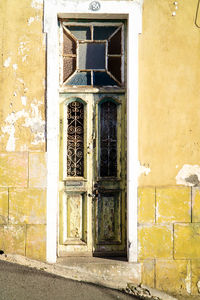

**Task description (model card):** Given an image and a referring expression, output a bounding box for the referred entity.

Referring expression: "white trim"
[44,0,143,263]
[127,8,142,262]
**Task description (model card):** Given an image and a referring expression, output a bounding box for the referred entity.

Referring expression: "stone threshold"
[56,256,141,289]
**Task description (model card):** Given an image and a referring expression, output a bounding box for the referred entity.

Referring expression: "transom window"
[61,21,124,87]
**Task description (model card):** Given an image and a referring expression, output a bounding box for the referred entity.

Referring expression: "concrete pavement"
[0,260,139,300]
[0,254,177,300]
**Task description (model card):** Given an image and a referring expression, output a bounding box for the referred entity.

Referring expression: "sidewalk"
[0,254,178,300]
[0,260,139,300]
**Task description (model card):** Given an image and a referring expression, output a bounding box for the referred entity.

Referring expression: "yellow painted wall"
[0,0,46,261]
[138,1,200,296]
[139,0,200,186]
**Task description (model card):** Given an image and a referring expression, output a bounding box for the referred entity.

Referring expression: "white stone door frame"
[44,0,143,263]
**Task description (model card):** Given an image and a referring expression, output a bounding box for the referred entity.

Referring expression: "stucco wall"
[0,0,46,261]
[138,0,200,296]
[139,0,200,186]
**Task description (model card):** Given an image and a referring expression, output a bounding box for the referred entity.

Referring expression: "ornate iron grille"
[100,101,117,177]
[67,101,84,176]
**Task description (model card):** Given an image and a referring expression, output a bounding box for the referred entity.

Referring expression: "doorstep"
[56,256,141,289]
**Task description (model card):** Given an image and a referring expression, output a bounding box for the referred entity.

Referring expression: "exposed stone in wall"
[138,186,200,296]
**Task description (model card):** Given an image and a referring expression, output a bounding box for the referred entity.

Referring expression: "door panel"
[96,191,121,244]
[93,94,126,256]
[59,94,93,256]
[60,192,87,245]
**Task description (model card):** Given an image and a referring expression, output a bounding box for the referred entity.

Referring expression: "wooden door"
[93,94,126,256]
[59,94,94,256]
[58,20,126,257]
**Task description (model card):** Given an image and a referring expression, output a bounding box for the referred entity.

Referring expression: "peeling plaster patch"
[27,15,40,26]
[17,78,25,84]
[3,57,11,67]
[185,261,191,294]
[17,78,29,95]
[138,161,151,177]
[31,0,43,10]
[3,126,15,151]
[17,78,28,101]
[1,100,45,150]
[155,201,160,221]
[12,64,18,70]
[28,17,35,26]
[21,96,27,106]
[176,165,179,169]
[176,164,200,187]
[22,55,28,62]
[1,110,28,151]
[18,41,30,56]
[22,99,45,145]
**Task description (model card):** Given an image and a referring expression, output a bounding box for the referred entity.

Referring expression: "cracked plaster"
[1,100,45,151]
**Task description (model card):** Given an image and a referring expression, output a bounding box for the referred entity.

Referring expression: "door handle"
[88,188,99,199]
[88,193,95,198]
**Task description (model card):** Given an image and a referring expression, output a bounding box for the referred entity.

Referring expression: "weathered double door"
[59,93,126,256]
[58,21,126,257]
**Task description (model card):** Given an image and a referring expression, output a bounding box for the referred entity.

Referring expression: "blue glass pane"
[67,26,91,40]
[79,43,105,70]
[93,26,118,40]
[66,72,91,85]
[93,72,117,86]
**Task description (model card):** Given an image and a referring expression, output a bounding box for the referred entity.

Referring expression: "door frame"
[44,0,143,263]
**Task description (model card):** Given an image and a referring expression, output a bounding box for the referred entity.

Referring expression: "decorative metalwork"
[100,101,117,177]
[67,101,84,176]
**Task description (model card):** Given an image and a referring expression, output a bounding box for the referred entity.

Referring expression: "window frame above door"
[44,0,143,264]
[59,20,125,90]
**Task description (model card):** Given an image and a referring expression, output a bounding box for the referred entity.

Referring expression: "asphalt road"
[0,260,138,300]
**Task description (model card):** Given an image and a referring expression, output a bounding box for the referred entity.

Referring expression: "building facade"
[1,0,200,296]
